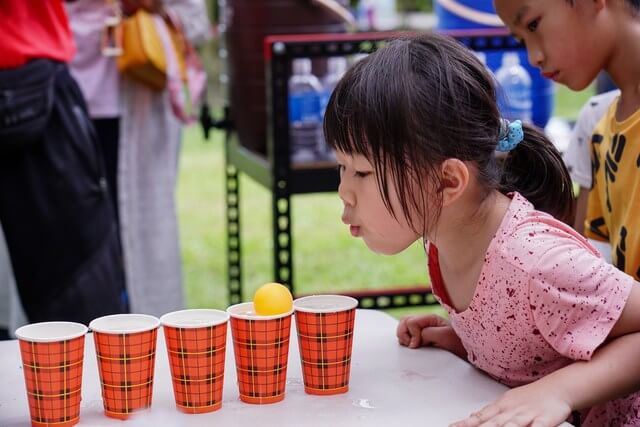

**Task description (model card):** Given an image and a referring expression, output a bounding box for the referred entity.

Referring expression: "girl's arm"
[451,284,640,427]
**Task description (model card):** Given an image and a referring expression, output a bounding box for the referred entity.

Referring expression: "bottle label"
[289,91,320,123]
[319,89,332,116]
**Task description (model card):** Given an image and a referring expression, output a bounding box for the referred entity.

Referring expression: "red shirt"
[0,0,76,69]
[427,243,454,308]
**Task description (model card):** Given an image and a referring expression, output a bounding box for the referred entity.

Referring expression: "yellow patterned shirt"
[585,99,640,280]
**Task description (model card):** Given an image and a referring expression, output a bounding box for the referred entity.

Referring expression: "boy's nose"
[526,43,544,68]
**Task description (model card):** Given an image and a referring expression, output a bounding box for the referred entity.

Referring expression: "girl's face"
[494,0,612,91]
[336,150,421,255]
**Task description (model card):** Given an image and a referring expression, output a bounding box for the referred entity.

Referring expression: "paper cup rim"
[89,313,160,334]
[160,309,230,328]
[293,295,359,313]
[226,302,293,320]
[15,321,88,343]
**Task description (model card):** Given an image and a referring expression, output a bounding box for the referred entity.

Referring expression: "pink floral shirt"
[428,192,640,426]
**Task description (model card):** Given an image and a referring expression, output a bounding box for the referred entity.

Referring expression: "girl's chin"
[364,240,410,256]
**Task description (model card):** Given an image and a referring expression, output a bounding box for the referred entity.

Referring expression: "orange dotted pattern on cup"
[19,336,85,427]
[163,323,227,413]
[230,315,292,404]
[93,329,158,419]
[295,309,356,395]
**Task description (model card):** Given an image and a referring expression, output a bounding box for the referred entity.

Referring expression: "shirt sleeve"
[565,102,596,189]
[529,238,634,361]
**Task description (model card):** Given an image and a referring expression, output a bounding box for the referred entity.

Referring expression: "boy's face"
[494,0,610,91]
[335,150,421,256]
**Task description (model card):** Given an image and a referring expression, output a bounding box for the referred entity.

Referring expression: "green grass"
[554,83,595,119]
[177,83,593,318]
[178,128,427,310]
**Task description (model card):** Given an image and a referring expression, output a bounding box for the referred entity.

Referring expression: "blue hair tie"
[496,119,524,152]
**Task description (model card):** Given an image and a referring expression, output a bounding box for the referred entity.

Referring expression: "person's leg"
[92,118,120,224]
[0,61,128,324]
[0,222,26,339]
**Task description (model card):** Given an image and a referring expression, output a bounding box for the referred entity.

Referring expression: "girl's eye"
[526,17,540,32]
[336,164,369,178]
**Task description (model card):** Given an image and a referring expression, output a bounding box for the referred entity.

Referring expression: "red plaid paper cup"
[89,314,160,420]
[160,309,229,414]
[15,322,88,427]
[293,295,358,395]
[227,302,293,404]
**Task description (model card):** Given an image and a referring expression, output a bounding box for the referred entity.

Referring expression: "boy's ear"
[439,159,469,207]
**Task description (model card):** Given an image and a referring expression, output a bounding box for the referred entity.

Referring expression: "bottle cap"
[327,57,348,75]
[293,58,312,75]
[502,52,520,67]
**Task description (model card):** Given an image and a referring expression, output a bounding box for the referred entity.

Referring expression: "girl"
[324,33,640,426]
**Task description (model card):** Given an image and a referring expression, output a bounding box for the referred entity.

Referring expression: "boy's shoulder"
[580,90,619,127]
[588,90,620,111]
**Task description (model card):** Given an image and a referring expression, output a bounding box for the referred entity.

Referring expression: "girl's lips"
[350,225,361,237]
[542,71,559,81]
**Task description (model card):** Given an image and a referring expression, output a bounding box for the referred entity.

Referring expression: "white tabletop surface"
[0,309,518,426]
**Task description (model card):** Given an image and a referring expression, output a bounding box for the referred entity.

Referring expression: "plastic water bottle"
[318,57,348,160]
[320,57,347,114]
[289,58,322,163]
[494,52,532,123]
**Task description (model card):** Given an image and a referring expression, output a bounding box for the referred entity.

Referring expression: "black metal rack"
[220,29,522,308]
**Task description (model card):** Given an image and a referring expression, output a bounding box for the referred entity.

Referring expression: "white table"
[1,309,518,426]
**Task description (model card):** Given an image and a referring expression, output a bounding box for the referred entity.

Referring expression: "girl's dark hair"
[324,32,575,232]
[626,0,640,11]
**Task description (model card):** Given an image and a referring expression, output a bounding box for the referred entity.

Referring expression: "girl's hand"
[397,314,452,348]
[450,380,573,427]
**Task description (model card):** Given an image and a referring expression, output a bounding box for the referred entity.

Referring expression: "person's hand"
[121,0,163,16]
[449,380,573,427]
[397,314,452,349]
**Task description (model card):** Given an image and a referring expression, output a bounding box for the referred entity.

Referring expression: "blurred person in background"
[65,0,210,317]
[0,227,26,339]
[0,0,128,325]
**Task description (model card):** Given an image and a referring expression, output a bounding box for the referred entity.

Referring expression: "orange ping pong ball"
[253,282,293,316]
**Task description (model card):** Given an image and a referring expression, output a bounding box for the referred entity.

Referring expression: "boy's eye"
[526,17,540,32]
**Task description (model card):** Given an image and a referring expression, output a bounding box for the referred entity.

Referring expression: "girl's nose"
[338,178,355,207]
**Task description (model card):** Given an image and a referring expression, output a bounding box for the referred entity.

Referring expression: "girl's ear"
[439,159,469,207]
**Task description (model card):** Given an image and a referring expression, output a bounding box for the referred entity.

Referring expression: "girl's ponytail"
[498,123,575,224]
